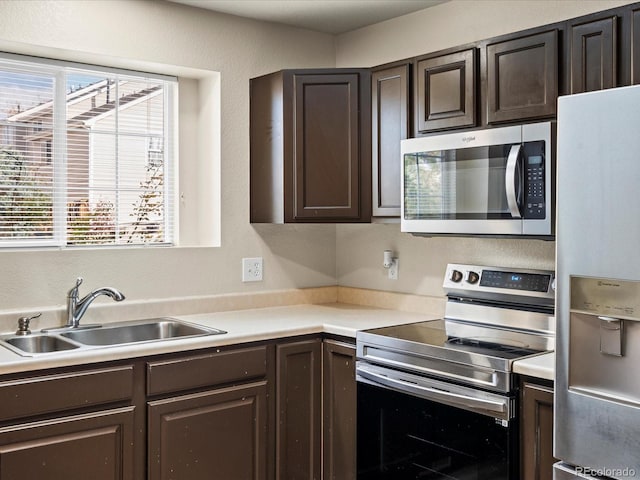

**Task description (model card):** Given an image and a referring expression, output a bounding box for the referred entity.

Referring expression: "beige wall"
[0,0,634,319]
[0,0,337,315]
[336,0,635,67]
[334,0,633,298]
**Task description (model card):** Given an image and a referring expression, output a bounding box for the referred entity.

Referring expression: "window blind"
[0,53,176,247]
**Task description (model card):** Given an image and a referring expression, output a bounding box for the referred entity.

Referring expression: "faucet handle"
[16,313,41,335]
[69,277,83,296]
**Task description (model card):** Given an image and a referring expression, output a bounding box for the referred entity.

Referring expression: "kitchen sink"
[60,318,226,346]
[0,318,226,356]
[2,334,80,355]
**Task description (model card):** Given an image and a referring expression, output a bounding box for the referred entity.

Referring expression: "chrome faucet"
[66,277,125,328]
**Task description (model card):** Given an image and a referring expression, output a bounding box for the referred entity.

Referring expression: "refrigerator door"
[556,85,640,479]
[553,462,603,479]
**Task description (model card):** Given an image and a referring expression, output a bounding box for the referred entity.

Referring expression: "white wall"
[334,0,633,298]
[0,0,337,314]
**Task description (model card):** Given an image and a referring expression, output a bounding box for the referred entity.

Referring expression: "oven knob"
[466,271,480,284]
[450,270,463,283]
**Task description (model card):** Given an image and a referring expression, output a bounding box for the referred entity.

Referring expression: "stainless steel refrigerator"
[555,85,640,479]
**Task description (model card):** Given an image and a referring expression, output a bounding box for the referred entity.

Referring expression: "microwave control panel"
[523,141,546,219]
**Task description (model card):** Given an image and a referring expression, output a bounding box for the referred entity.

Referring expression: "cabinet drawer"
[147,345,268,396]
[0,365,134,422]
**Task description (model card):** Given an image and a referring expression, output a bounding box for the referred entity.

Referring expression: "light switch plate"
[242,257,263,282]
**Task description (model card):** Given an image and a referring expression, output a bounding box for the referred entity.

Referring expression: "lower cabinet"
[0,407,135,480]
[0,363,139,480]
[148,381,268,480]
[276,338,323,480]
[146,345,271,480]
[520,379,557,480]
[0,336,358,480]
[322,340,357,480]
[275,337,356,480]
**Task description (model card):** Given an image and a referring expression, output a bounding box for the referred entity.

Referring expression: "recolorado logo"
[576,466,636,477]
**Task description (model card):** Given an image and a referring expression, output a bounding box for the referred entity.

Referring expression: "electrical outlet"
[242,257,263,282]
[388,258,399,280]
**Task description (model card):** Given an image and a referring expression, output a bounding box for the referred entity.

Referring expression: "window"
[0,53,176,247]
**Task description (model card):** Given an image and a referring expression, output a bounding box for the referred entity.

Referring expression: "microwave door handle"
[505,144,522,219]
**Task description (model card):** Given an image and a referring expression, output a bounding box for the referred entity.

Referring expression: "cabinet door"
[632,7,640,84]
[521,381,557,480]
[291,72,371,222]
[416,48,476,133]
[486,30,558,123]
[276,338,322,480]
[148,381,268,480]
[323,340,356,480]
[372,64,409,217]
[569,15,617,93]
[0,407,135,480]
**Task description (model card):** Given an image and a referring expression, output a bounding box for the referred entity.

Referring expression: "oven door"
[356,362,518,480]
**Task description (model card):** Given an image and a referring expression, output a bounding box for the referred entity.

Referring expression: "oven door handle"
[357,367,508,417]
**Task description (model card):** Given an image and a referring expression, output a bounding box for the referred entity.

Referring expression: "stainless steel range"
[356,263,555,480]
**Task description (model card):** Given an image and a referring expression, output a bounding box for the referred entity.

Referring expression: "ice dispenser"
[569,276,640,405]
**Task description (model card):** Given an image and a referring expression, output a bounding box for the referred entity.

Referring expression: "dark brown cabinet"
[322,340,356,480]
[275,336,356,480]
[632,6,640,84]
[0,345,272,480]
[0,364,138,480]
[371,63,409,217]
[415,48,477,133]
[148,382,268,480]
[275,338,322,480]
[521,380,557,480]
[146,345,270,480]
[486,30,559,124]
[250,69,371,223]
[568,15,617,93]
[0,407,135,480]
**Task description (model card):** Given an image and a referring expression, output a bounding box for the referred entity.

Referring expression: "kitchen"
[0,0,637,479]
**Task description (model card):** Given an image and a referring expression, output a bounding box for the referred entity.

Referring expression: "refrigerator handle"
[505,144,523,219]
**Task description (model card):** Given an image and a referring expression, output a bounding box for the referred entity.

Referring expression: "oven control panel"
[480,270,551,292]
[444,263,555,303]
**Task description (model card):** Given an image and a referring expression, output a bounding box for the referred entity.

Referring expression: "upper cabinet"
[415,48,477,133]
[568,14,618,93]
[250,69,371,223]
[632,6,640,84]
[249,3,640,225]
[485,29,559,124]
[371,63,410,217]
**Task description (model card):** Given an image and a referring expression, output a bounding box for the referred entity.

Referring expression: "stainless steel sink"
[2,334,80,355]
[0,318,226,356]
[60,318,225,346]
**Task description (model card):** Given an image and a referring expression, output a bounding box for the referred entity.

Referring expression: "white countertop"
[0,303,437,375]
[513,351,555,381]
[0,302,555,382]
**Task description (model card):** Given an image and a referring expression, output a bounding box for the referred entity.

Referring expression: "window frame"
[0,52,178,249]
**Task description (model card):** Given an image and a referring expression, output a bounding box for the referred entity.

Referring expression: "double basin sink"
[0,318,227,357]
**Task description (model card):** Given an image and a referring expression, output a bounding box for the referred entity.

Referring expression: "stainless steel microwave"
[401,122,554,237]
